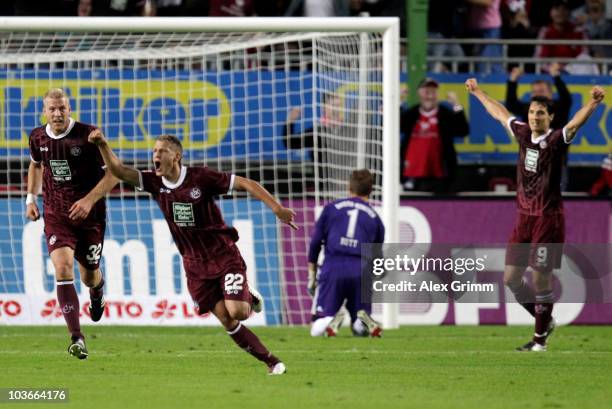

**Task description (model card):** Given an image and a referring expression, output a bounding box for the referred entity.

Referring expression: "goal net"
[0,18,399,326]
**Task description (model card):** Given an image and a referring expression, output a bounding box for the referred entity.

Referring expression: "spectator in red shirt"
[590,151,612,197]
[399,78,469,193]
[535,0,586,60]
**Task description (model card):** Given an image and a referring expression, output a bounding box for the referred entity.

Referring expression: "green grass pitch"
[1,325,611,409]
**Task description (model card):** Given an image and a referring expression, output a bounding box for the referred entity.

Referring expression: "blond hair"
[43,88,70,108]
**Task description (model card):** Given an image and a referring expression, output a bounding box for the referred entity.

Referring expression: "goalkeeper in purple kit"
[308,169,385,337]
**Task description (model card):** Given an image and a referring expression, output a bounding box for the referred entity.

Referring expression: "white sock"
[352,318,368,336]
[310,316,334,337]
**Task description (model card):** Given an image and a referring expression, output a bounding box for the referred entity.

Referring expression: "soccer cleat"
[249,287,264,314]
[324,310,346,337]
[268,362,286,375]
[516,340,547,352]
[68,337,89,360]
[531,317,557,349]
[89,295,106,322]
[357,310,383,338]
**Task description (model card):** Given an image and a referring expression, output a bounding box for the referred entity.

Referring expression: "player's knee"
[503,266,524,288]
[503,274,521,289]
[80,270,99,288]
[226,304,250,321]
[53,262,74,279]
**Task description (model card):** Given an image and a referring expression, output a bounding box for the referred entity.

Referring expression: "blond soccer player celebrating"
[89,131,296,374]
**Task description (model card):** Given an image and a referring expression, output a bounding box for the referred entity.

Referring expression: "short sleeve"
[86,125,106,169]
[199,167,233,196]
[137,170,158,193]
[506,117,529,144]
[28,131,41,163]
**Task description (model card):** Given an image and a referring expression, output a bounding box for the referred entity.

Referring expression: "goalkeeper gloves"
[307,269,317,297]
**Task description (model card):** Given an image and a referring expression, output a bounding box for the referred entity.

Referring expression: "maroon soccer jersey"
[28,119,106,222]
[138,166,242,279]
[507,118,569,216]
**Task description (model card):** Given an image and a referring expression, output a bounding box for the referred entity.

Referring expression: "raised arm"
[88,129,140,186]
[233,176,297,230]
[564,86,605,143]
[505,67,527,117]
[466,78,513,126]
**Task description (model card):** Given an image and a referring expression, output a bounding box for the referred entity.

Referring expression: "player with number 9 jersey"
[466,77,605,351]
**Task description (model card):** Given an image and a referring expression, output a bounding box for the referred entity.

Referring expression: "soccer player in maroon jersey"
[25,88,117,359]
[89,132,297,375]
[466,78,605,351]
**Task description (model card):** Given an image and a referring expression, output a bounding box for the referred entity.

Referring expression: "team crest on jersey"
[539,141,548,149]
[190,188,201,199]
[70,146,82,157]
[49,235,57,245]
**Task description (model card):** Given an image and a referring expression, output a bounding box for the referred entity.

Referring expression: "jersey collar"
[531,129,552,145]
[162,165,187,189]
[45,118,75,139]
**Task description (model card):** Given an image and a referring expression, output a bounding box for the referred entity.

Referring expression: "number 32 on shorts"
[86,243,102,264]
[224,273,244,295]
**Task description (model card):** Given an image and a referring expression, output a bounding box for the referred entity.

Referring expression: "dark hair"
[349,169,374,197]
[531,79,552,90]
[157,134,183,154]
[529,96,555,115]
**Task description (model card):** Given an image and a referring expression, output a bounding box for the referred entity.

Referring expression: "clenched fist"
[591,86,605,104]
[88,129,107,146]
[465,78,479,93]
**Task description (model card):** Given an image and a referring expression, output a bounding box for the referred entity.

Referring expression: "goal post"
[0,17,399,328]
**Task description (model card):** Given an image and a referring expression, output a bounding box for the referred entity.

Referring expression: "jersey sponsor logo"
[224,273,244,295]
[190,187,201,199]
[70,146,82,156]
[49,160,72,181]
[172,202,195,227]
[525,148,539,173]
[49,235,57,246]
[40,146,49,152]
[160,187,171,194]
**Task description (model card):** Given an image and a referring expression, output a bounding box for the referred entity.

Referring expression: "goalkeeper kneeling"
[307,169,384,338]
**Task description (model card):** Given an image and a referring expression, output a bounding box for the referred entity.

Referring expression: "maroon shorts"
[43,212,106,270]
[505,212,565,273]
[183,250,251,315]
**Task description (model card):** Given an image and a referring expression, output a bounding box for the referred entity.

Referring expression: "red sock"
[533,291,554,345]
[57,280,83,340]
[90,277,105,300]
[227,323,279,368]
